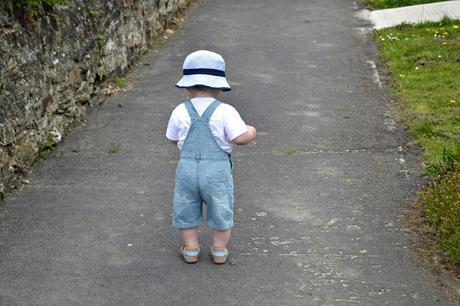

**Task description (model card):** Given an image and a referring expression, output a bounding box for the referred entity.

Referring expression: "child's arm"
[166,106,180,145]
[232,125,256,145]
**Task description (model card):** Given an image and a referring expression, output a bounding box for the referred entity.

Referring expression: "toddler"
[166,50,256,264]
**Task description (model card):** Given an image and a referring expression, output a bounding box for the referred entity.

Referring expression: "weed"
[114,77,126,88]
[420,164,460,263]
[287,148,298,155]
[107,145,121,154]
[39,137,55,159]
[424,150,455,176]
[298,283,306,295]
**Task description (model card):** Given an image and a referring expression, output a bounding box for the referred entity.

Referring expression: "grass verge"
[374,18,460,263]
[420,165,460,262]
[364,0,448,9]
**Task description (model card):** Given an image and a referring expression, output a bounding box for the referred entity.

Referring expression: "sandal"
[210,247,229,265]
[180,245,200,264]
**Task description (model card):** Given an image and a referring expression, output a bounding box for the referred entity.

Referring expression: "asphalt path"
[0,0,450,304]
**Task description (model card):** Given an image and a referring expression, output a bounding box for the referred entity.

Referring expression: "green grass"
[364,0,447,9]
[376,19,460,173]
[375,18,460,262]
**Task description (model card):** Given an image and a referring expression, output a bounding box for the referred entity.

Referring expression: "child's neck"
[187,89,220,99]
[191,93,215,98]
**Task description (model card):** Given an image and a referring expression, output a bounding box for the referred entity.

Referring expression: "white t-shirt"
[166,97,248,153]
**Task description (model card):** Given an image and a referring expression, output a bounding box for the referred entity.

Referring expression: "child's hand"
[232,124,256,145]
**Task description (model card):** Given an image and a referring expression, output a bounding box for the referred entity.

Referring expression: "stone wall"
[0,0,190,198]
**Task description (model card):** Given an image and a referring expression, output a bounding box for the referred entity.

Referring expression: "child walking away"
[166,50,256,264]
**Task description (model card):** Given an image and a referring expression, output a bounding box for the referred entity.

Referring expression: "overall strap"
[184,100,200,121]
[201,100,221,122]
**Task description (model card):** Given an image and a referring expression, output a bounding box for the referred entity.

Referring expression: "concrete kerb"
[369,0,460,29]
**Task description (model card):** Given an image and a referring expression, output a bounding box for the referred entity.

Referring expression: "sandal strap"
[182,248,200,257]
[211,249,228,257]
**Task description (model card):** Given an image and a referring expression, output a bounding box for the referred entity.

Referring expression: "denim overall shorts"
[172,100,234,231]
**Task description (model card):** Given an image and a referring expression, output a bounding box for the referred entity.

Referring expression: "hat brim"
[176,74,231,91]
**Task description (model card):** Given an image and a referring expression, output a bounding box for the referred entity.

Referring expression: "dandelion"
[453,25,459,29]
[450,99,457,104]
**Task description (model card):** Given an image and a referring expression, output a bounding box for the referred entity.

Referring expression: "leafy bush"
[420,164,460,263]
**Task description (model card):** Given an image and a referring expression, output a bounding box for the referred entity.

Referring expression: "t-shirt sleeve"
[166,108,179,141]
[223,105,248,141]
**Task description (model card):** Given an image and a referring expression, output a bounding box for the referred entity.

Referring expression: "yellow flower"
[453,25,459,29]
[442,41,448,45]
[450,99,457,104]
[443,32,448,36]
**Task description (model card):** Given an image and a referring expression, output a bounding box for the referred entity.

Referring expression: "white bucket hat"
[176,50,231,91]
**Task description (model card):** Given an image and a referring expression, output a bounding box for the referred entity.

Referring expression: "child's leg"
[211,228,231,249]
[180,227,199,249]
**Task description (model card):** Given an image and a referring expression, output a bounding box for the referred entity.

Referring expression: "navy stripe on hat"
[183,68,226,77]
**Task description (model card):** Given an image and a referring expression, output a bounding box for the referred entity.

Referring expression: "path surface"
[0,0,450,305]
